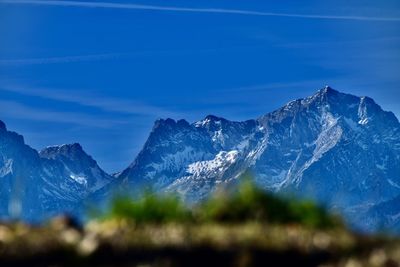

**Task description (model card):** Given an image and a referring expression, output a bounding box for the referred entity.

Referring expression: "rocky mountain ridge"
[118,86,400,231]
[1,86,399,232]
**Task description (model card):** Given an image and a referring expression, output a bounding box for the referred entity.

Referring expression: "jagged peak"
[0,122,25,144]
[43,143,83,151]
[359,95,376,105]
[0,120,7,131]
[260,87,365,125]
[39,143,88,160]
[278,86,341,110]
[301,86,362,108]
[176,119,190,127]
[152,118,190,131]
[357,95,399,125]
[314,85,339,97]
[204,114,225,121]
[152,118,173,130]
[323,85,336,93]
[358,95,391,117]
[0,120,6,131]
[194,115,227,127]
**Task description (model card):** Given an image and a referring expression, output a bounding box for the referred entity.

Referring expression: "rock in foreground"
[0,219,399,267]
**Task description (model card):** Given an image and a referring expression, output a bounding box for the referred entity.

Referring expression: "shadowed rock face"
[0,120,6,131]
[118,87,400,232]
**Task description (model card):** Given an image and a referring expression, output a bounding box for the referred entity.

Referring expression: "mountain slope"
[0,122,114,221]
[255,88,400,208]
[118,86,400,231]
[1,86,399,232]
[357,194,400,232]
[40,143,113,192]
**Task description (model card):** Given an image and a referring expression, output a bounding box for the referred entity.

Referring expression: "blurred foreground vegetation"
[105,180,341,229]
[1,180,400,267]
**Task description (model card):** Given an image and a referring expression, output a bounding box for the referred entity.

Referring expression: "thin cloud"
[1,0,399,22]
[0,49,219,67]
[278,37,400,49]
[0,84,181,118]
[0,100,128,128]
[0,53,129,66]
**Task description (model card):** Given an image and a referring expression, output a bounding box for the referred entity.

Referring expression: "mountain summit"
[118,87,400,231]
[1,87,399,232]
[0,126,113,221]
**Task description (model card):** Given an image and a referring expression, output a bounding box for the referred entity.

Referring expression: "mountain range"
[1,86,399,232]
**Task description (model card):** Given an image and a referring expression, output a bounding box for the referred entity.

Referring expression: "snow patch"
[388,179,400,189]
[0,159,13,177]
[70,174,88,186]
[358,118,369,125]
[187,150,239,177]
[195,118,212,127]
[376,163,386,170]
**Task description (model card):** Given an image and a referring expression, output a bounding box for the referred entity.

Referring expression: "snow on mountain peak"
[194,115,226,128]
[1,86,399,232]
[118,87,400,232]
[323,85,336,93]
[186,150,239,176]
[38,142,113,193]
[358,97,370,125]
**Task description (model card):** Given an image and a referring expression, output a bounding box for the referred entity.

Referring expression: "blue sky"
[0,0,399,172]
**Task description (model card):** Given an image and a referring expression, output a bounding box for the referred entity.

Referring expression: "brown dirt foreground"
[0,218,399,267]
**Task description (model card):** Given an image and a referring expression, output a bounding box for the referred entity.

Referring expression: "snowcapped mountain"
[0,122,114,222]
[40,143,113,192]
[1,86,399,232]
[118,86,400,231]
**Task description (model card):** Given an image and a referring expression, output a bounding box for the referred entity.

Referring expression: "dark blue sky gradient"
[0,0,399,172]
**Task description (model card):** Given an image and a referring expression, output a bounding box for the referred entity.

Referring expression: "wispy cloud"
[0,53,129,66]
[0,84,181,118]
[0,100,128,127]
[1,0,399,22]
[277,37,400,49]
[0,49,219,67]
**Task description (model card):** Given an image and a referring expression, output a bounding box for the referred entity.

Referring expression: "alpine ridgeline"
[1,87,399,232]
[0,122,113,222]
[117,87,400,232]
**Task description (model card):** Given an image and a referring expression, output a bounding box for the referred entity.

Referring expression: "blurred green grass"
[1,178,399,267]
[100,178,341,229]
[107,192,192,224]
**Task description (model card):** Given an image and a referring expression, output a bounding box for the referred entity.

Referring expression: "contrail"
[1,0,399,22]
